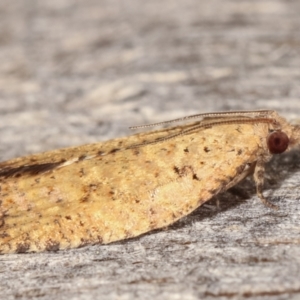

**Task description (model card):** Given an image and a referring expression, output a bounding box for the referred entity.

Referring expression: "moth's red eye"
[267,131,289,154]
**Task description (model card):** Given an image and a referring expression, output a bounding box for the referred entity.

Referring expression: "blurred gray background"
[1,1,300,299]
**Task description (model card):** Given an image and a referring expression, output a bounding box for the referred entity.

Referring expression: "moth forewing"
[0,110,299,253]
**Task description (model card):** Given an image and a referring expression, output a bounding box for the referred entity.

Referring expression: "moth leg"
[210,163,256,210]
[225,162,256,191]
[253,160,278,210]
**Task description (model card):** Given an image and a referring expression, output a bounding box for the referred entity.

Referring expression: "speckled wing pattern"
[0,110,298,253]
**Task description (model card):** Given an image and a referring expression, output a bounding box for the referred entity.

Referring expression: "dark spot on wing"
[108,148,120,154]
[0,161,65,178]
[193,173,200,181]
[16,243,30,253]
[204,147,210,152]
[79,238,90,247]
[173,165,197,178]
[80,196,89,203]
[173,166,180,175]
[133,149,140,156]
[45,240,60,252]
[78,154,87,161]
[150,208,156,215]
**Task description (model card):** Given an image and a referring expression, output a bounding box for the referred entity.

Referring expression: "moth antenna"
[129,109,274,130]
[127,117,278,149]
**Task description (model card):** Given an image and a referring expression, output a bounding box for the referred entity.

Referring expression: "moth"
[0,110,299,254]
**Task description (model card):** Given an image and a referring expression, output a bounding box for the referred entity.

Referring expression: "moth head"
[269,123,300,154]
[267,131,289,154]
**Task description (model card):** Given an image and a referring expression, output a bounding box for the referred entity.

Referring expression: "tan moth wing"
[0,111,298,253]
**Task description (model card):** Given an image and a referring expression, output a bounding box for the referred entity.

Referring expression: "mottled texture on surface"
[0,0,300,299]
